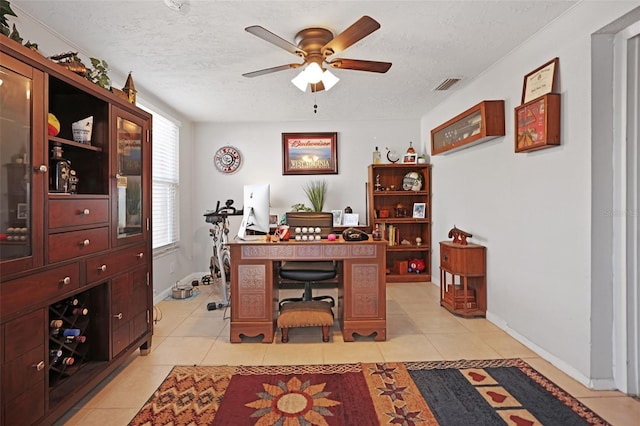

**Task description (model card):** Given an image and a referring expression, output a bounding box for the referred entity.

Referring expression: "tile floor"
[56,281,640,425]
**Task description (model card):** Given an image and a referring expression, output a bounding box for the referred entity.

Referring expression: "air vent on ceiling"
[433,78,461,91]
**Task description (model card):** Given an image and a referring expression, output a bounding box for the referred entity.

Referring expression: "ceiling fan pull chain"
[313,86,318,113]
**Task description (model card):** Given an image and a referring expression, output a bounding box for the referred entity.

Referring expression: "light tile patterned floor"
[56,282,640,425]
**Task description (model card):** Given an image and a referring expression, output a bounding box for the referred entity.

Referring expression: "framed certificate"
[522,58,559,104]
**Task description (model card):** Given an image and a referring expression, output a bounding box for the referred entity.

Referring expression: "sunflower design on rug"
[245,376,341,425]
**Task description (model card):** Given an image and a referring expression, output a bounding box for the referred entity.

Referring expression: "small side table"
[439,241,486,317]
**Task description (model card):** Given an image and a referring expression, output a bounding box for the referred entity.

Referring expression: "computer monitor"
[237,183,270,240]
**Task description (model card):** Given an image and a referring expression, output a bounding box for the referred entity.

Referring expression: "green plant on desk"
[303,179,327,212]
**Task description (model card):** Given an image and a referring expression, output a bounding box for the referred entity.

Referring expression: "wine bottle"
[50,319,63,328]
[52,328,81,338]
[62,328,81,337]
[373,146,382,164]
[65,335,87,344]
[72,307,89,316]
[49,349,63,358]
[50,143,71,193]
[51,355,75,366]
[52,297,79,312]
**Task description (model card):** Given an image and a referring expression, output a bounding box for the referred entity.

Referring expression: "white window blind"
[139,104,180,250]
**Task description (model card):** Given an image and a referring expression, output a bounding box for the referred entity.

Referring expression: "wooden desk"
[229,238,387,343]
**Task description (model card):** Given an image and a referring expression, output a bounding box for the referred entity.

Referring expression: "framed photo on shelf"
[412,202,426,219]
[17,203,27,220]
[403,153,417,164]
[522,57,559,104]
[331,209,343,226]
[343,213,359,226]
[282,132,338,175]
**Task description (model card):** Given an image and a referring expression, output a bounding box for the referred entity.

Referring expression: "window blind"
[139,104,180,250]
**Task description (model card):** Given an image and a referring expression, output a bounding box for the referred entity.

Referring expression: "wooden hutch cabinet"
[368,164,432,282]
[0,38,153,425]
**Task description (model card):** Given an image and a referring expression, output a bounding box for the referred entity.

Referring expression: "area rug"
[128,359,610,425]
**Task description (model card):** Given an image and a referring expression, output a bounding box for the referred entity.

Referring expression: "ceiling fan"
[242,16,392,92]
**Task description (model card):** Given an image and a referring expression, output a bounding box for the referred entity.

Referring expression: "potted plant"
[86,57,111,90]
[303,179,327,212]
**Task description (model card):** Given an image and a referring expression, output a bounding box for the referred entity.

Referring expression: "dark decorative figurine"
[448,226,472,245]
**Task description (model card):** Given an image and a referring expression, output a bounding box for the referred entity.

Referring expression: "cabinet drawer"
[48,227,109,263]
[86,244,147,283]
[440,244,454,270]
[1,265,80,318]
[49,198,109,229]
[440,242,485,275]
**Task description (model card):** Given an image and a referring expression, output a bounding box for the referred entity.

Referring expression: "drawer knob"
[137,252,144,259]
[82,209,90,215]
[113,312,123,320]
[35,164,47,173]
[33,361,45,371]
[60,276,71,285]
[443,255,448,261]
[98,264,107,272]
[80,239,90,246]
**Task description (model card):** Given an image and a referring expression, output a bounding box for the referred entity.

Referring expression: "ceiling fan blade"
[322,16,380,55]
[327,58,392,73]
[245,26,304,57]
[310,81,325,93]
[242,63,301,78]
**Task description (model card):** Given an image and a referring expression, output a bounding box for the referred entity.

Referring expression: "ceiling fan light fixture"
[321,69,339,91]
[291,71,309,92]
[305,62,324,84]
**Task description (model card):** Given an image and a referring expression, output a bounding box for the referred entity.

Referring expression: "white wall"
[421,1,639,388]
[191,120,419,275]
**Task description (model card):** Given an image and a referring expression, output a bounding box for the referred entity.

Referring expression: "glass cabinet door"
[0,54,45,275]
[113,107,148,246]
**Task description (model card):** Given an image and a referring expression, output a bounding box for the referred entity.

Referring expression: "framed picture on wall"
[522,57,559,104]
[282,132,338,175]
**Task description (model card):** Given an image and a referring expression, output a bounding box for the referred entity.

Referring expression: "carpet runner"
[129,358,609,425]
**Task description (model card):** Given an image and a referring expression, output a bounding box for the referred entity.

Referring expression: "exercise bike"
[203,200,236,313]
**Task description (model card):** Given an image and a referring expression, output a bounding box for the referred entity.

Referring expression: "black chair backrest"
[286,212,333,237]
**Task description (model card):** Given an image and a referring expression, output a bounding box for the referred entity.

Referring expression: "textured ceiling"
[12,0,576,123]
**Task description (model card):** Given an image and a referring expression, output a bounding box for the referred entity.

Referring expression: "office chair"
[278,212,337,309]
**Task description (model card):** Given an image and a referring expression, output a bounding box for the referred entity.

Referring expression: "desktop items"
[342,227,369,241]
[237,183,270,240]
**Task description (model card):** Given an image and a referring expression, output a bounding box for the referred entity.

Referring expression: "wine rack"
[46,284,110,403]
[48,292,92,387]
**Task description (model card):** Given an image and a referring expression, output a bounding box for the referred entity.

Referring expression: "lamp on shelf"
[291,60,340,92]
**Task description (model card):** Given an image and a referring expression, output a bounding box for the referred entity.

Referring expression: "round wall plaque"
[214,146,241,173]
